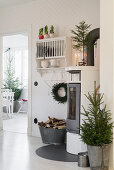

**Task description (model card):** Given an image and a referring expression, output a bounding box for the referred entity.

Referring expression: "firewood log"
[58,125,66,129]
[38,117,66,129]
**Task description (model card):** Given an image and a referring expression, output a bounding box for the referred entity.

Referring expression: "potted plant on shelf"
[71,21,94,66]
[80,82,113,170]
[39,28,44,39]
[50,25,54,38]
[44,25,49,39]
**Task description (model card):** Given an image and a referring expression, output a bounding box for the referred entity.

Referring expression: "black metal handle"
[34,81,38,86]
[34,118,38,124]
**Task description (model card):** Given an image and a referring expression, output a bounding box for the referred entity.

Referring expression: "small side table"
[18,99,28,113]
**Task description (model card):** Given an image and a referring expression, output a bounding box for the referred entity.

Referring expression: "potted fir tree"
[80,83,113,170]
[71,21,93,66]
[44,25,49,39]
[39,28,44,39]
[50,25,54,38]
[3,50,22,112]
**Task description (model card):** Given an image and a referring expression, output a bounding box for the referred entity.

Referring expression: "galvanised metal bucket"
[39,126,66,145]
[87,145,111,170]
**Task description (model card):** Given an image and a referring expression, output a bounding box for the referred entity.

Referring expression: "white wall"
[0,0,38,7]
[3,34,28,49]
[100,0,114,169]
[0,0,100,137]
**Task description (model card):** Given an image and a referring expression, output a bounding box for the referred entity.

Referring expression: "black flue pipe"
[86,28,100,66]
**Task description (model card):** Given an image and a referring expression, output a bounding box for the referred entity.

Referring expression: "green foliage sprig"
[71,21,92,62]
[50,25,54,34]
[80,86,113,146]
[44,25,48,35]
[39,28,43,35]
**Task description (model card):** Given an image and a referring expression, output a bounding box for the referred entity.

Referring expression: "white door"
[0,37,3,130]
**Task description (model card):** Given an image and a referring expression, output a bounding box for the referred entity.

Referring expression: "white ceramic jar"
[41,60,50,68]
[50,59,58,67]
[44,34,49,39]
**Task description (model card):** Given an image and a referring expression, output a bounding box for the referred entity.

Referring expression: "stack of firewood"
[38,117,66,129]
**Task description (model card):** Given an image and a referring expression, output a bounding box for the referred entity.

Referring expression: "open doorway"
[2,34,28,134]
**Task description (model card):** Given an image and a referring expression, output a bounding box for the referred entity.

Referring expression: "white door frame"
[0,25,32,135]
[0,37,3,131]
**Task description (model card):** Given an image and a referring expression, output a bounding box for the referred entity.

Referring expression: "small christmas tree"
[80,82,113,146]
[71,21,92,65]
[3,49,22,100]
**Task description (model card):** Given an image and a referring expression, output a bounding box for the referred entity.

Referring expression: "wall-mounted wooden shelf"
[36,36,72,71]
[37,67,65,71]
[36,56,65,60]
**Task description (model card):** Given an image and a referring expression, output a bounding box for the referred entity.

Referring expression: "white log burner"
[66,66,99,155]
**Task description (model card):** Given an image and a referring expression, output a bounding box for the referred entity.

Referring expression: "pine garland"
[51,83,67,104]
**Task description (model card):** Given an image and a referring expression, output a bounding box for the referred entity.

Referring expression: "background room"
[2,34,28,133]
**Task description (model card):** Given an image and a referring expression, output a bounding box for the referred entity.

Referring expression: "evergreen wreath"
[51,83,67,104]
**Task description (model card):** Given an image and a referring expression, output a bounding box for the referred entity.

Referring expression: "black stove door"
[66,83,81,134]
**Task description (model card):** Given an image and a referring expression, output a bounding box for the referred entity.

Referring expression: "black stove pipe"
[86,28,100,66]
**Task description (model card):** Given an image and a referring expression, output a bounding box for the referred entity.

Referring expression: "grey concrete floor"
[0,131,90,170]
[3,113,27,133]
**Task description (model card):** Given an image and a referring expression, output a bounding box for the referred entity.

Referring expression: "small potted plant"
[80,82,113,170]
[50,25,54,38]
[39,28,44,39]
[3,51,22,112]
[44,25,49,39]
[71,21,93,66]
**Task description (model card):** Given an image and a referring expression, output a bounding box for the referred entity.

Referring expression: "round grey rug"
[36,144,78,162]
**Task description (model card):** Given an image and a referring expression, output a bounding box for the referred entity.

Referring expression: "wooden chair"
[2,89,14,118]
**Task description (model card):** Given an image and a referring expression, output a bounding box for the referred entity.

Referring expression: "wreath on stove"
[51,83,67,104]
